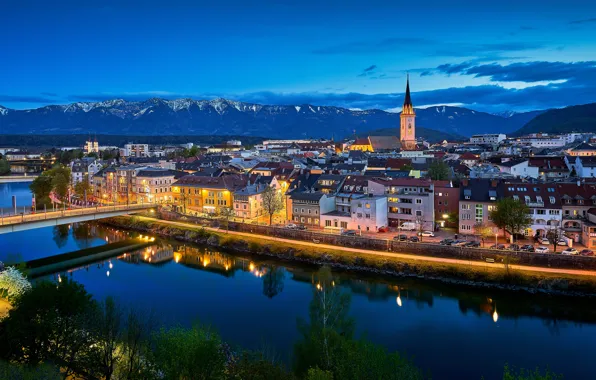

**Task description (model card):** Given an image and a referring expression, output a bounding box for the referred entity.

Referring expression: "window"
[475,204,483,223]
[294,208,298,213]
[536,209,546,215]
[461,204,471,210]
[308,209,311,214]
[524,196,530,203]
[461,213,471,220]
[416,199,422,204]
[357,213,362,218]
[415,210,422,217]
[401,208,412,215]
[460,224,472,231]
[549,196,555,204]
[365,214,371,219]
[325,220,331,227]
[513,195,519,201]
[365,203,371,209]
[549,210,560,215]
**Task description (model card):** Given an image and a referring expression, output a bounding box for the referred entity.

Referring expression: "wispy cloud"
[0,94,58,104]
[569,18,596,24]
[357,64,378,77]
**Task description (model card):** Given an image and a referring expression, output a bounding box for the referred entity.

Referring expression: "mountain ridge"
[513,103,596,136]
[0,98,546,139]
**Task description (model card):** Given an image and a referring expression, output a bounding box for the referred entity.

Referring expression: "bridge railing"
[0,202,156,226]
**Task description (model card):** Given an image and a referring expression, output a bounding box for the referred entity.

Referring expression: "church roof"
[404,75,412,108]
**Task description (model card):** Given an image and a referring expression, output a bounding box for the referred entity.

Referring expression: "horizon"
[1,1,596,113]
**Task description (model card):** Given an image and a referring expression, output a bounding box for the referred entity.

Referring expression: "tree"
[0,158,10,176]
[476,222,497,247]
[91,297,123,380]
[51,167,71,202]
[262,266,285,298]
[262,185,283,225]
[219,206,235,232]
[415,215,425,242]
[30,175,53,207]
[503,364,563,380]
[74,175,92,199]
[489,198,532,243]
[428,160,450,180]
[115,308,156,380]
[0,279,98,379]
[546,220,566,253]
[0,267,32,301]
[52,225,70,248]
[151,323,226,380]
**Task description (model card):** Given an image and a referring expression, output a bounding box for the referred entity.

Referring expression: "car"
[439,238,454,245]
[393,234,408,241]
[297,225,308,231]
[580,249,594,256]
[507,244,520,251]
[520,244,535,252]
[562,247,578,255]
[398,222,417,231]
[285,223,298,229]
[418,231,435,237]
[452,240,467,246]
[490,244,506,250]
[341,230,358,236]
[537,237,550,244]
[377,226,388,233]
[556,238,568,246]
[464,241,480,248]
[535,246,549,254]
[408,236,420,242]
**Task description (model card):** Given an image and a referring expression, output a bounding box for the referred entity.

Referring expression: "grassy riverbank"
[103,216,596,296]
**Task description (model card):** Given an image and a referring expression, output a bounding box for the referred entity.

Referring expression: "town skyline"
[2,1,596,112]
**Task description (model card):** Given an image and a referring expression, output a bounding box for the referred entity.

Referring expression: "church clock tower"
[400,75,416,150]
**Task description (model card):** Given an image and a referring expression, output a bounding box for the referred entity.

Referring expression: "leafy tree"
[503,364,563,380]
[74,174,92,198]
[151,323,226,380]
[427,160,450,180]
[489,198,532,243]
[0,158,10,175]
[262,266,285,298]
[0,360,60,380]
[227,351,295,380]
[51,167,71,202]
[91,297,123,380]
[475,222,497,247]
[305,367,333,380]
[262,185,284,225]
[86,152,98,159]
[0,279,98,379]
[115,308,156,380]
[30,175,53,207]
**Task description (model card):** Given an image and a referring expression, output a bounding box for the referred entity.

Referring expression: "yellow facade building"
[172,175,247,215]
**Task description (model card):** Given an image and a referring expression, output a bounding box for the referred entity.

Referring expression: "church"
[400,75,417,150]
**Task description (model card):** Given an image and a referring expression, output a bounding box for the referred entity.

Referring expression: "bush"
[207,235,220,246]
[0,267,32,301]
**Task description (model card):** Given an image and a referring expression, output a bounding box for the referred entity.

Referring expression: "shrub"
[0,267,32,301]
[207,235,219,246]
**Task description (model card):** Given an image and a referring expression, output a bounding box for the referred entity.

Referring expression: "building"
[582,209,596,250]
[556,182,596,243]
[458,179,504,236]
[573,156,596,178]
[233,184,266,220]
[123,143,149,158]
[459,152,480,168]
[172,174,247,215]
[517,134,566,148]
[134,168,186,204]
[368,178,435,230]
[349,138,374,152]
[433,180,458,228]
[504,183,562,239]
[320,195,388,233]
[5,151,28,161]
[71,159,102,185]
[400,75,416,151]
[528,157,569,180]
[494,159,538,178]
[567,143,596,157]
[85,139,99,154]
[470,134,506,144]
[288,192,335,226]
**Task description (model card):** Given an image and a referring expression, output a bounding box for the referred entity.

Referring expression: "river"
[1,182,596,379]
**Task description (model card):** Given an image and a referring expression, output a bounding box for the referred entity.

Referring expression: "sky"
[1,0,596,113]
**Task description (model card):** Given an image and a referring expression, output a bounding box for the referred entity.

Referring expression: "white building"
[574,156,596,178]
[123,143,150,158]
[71,159,102,185]
[320,195,388,233]
[495,159,539,178]
[517,134,566,148]
[470,134,506,144]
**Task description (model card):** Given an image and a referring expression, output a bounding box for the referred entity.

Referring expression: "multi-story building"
[172,174,247,215]
[233,184,265,220]
[556,182,596,243]
[470,134,506,144]
[517,134,567,148]
[528,157,569,180]
[123,143,149,158]
[85,140,99,154]
[582,210,596,249]
[567,143,596,157]
[458,179,504,236]
[368,178,435,230]
[504,183,562,239]
[71,159,102,185]
[572,156,596,178]
[494,159,538,178]
[433,180,458,228]
[134,168,186,204]
[320,195,388,233]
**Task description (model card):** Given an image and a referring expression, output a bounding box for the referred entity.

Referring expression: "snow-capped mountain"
[0,98,542,139]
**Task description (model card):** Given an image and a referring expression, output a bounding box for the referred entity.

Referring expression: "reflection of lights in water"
[105,237,109,242]
[58,274,62,283]
[316,283,321,291]
[493,305,499,323]
[106,271,110,277]
[224,264,229,271]
[174,253,181,263]
[396,296,402,307]
[332,281,335,287]
[203,258,210,267]
[109,262,113,269]
[144,254,149,260]
[249,262,255,271]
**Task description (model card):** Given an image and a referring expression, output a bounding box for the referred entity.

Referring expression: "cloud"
[569,18,596,24]
[313,37,544,58]
[40,92,58,97]
[429,60,596,83]
[357,64,379,77]
[0,94,58,104]
[363,65,377,72]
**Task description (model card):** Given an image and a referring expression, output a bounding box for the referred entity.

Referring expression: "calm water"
[1,183,596,379]
[0,181,35,214]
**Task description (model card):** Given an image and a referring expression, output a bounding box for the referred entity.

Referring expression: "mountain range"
[513,103,596,136]
[0,98,551,141]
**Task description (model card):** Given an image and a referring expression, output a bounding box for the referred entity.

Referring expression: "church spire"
[402,74,415,115]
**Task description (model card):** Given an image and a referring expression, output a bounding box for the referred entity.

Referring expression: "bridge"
[0,203,155,234]
[0,175,38,183]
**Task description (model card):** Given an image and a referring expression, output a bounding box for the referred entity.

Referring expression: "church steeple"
[402,74,415,115]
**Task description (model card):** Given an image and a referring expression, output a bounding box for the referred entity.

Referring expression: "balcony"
[527,201,544,207]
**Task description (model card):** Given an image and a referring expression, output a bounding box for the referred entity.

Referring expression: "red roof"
[386,158,412,169]
[459,152,479,160]
[353,138,371,146]
[370,177,433,187]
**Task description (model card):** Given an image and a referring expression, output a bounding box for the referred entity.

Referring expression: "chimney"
[577,180,581,187]
[490,180,498,188]
[462,179,469,187]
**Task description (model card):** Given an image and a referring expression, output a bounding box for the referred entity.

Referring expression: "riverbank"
[102,216,596,296]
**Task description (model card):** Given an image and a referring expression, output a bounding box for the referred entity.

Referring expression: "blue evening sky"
[1,0,596,112]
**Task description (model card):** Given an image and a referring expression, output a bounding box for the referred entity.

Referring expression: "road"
[138,216,596,278]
